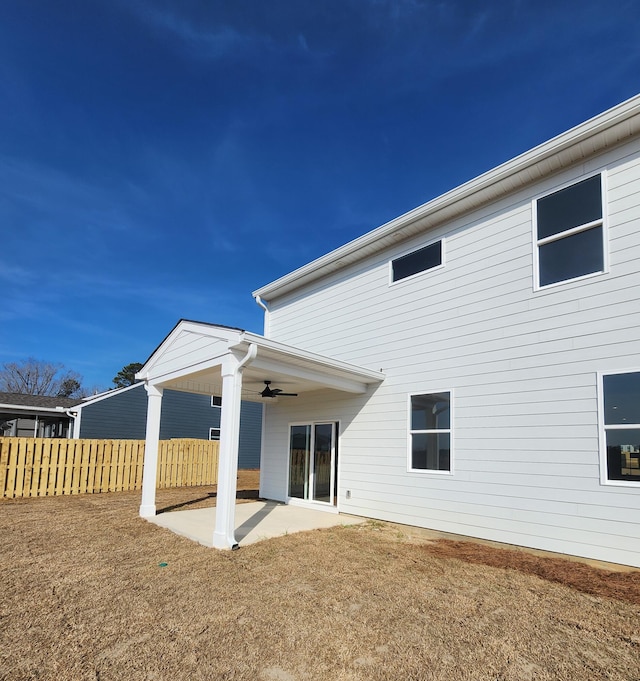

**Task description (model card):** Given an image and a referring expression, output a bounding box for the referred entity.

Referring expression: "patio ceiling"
[136,319,384,401]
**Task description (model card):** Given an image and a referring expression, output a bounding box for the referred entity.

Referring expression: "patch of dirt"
[422,539,640,606]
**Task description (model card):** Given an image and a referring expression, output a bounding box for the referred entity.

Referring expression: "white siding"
[261,138,640,568]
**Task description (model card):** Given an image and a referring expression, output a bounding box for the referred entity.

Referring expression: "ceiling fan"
[260,380,298,398]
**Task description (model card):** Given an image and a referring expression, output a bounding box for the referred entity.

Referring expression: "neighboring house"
[136,95,640,566]
[0,392,80,438]
[72,383,262,469]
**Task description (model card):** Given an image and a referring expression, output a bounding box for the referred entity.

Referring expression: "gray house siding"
[159,390,218,440]
[238,401,262,469]
[77,384,261,469]
[79,384,148,440]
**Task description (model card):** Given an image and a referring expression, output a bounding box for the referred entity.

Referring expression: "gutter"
[0,403,75,415]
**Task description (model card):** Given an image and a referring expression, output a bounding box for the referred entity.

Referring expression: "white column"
[213,356,243,549]
[139,383,163,518]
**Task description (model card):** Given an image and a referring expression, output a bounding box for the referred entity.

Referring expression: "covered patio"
[136,320,384,550]
[149,500,367,548]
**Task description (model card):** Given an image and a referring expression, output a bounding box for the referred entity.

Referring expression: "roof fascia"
[236,332,385,383]
[74,382,143,410]
[253,94,640,301]
[0,404,70,415]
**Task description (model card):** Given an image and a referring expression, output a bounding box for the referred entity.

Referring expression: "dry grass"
[1,473,639,681]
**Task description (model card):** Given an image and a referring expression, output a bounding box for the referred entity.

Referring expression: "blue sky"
[1,0,639,391]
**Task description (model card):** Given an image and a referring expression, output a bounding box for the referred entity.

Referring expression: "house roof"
[253,93,640,302]
[0,392,81,420]
[0,392,81,409]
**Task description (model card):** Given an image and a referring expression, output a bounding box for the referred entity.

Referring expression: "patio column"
[213,348,255,549]
[139,383,163,518]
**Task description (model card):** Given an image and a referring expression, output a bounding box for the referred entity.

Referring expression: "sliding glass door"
[289,422,338,505]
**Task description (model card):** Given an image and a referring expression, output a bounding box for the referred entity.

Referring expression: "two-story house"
[137,94,640,566]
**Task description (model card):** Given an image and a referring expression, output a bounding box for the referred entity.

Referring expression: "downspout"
[254,295,271,337]
[238,342,258,372]
[66,409,79,438]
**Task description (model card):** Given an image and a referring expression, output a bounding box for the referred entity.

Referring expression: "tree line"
[0,359,143,398]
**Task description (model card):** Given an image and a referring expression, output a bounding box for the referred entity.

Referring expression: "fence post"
[0,439,9,498]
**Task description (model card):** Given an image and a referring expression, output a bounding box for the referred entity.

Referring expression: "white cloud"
[0,263,36,286]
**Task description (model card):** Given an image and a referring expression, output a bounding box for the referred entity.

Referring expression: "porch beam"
[139,383,163,518]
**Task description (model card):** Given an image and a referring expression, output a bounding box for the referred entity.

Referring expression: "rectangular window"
[391,240,442,283]
[211,395,222,408]
[209,427,220,441]
[600,371,640,484]
[409,392,451,472]
[535,174,605,288]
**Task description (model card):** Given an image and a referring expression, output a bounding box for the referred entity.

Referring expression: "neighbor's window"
[601,371,640,484]
[409,392,451,472]
[211,395,222,408]
[209,428,221,441]
[535,174,605,288]
[391,240,442,283]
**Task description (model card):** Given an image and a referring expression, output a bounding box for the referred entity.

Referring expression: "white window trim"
[209,427,221,441]
[389,238,445,287]
[407,389,453,475]
[532,171,609,292]
[597,369,640,487]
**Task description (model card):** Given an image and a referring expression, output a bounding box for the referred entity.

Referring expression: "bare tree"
[0,358,85,397]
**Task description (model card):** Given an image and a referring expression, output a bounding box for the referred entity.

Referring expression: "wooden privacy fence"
[0,438,220,498]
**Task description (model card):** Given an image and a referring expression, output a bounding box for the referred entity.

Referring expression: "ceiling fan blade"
[260,381,298,398]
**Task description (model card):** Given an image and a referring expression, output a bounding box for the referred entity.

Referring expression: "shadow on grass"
[157,489,259,514]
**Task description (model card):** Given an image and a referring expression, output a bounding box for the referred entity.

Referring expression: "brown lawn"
[1,472,639,681]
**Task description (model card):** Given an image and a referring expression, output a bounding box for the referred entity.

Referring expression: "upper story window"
[534,174,606,288]
[409,391,451,473]
[600,370,640,485]
[391,240,443,284]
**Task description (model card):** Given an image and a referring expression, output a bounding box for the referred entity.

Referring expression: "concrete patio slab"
[147,501,366,548]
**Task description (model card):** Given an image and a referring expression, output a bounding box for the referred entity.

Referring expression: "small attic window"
[391,240,443,283]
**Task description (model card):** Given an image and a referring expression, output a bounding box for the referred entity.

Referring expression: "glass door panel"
[288,425,310,500]
[312,423,333,503]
